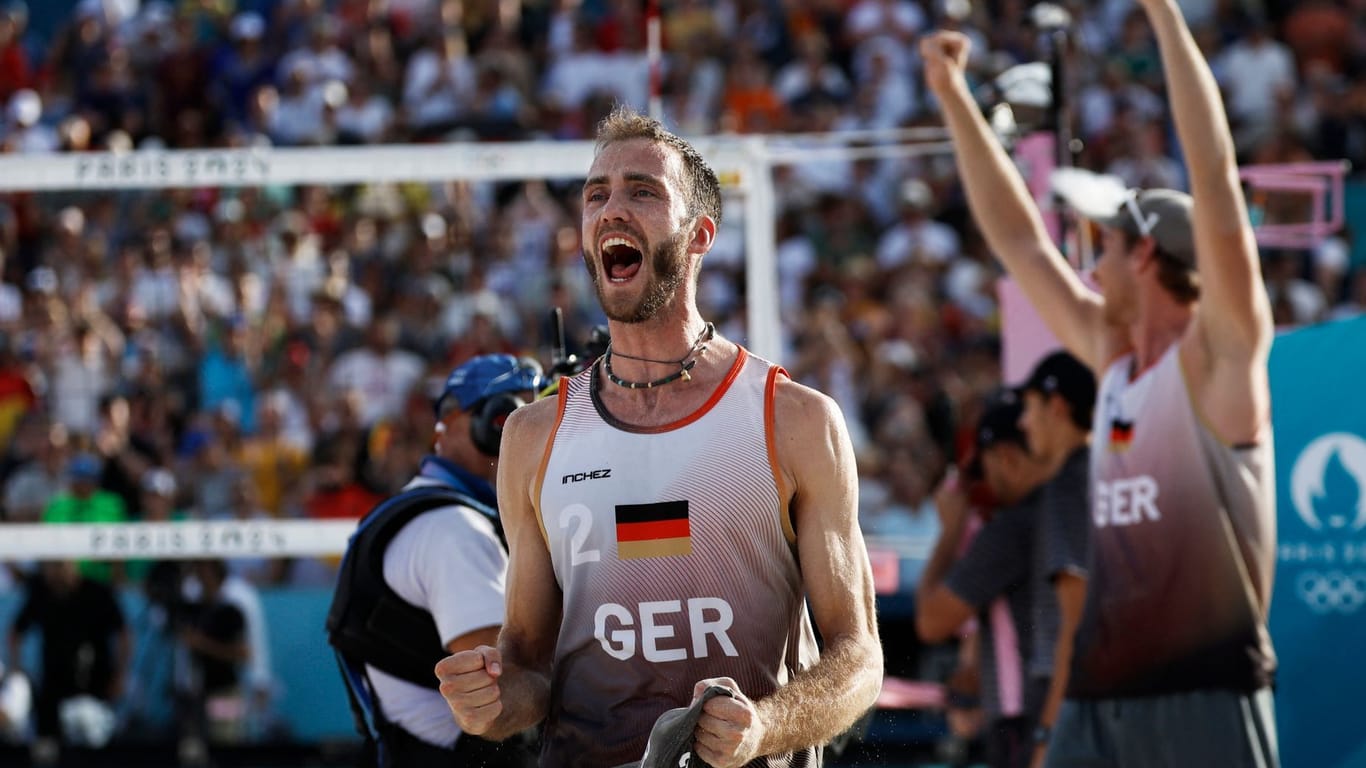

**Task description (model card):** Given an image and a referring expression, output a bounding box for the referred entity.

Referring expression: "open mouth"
[600,236,643,282]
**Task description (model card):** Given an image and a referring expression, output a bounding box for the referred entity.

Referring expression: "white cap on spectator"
[421,212,447,240]
[1315,236,1350,275]
[104,129,134,152]
[942,0,972,21]
[57,206,85,236]
[421,274,452,302]
[900,179,934,211]
[215,197,245,223]
[322,79,348,108]
[141,467,177,497]
[7,89,40,127]
[879,338,921,372]
[231,11,265,41]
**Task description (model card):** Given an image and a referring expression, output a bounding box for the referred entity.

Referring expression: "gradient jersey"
[535,349,820,768]
[1070,344,1277,698]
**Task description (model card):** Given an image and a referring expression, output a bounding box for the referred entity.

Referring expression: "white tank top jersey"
[1070,344,1277,698]
[534,348,821,768]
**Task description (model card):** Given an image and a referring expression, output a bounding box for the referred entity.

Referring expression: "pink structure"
[1240,161,1351,249]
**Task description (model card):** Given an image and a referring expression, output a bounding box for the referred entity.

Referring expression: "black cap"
[965,389,1028,479]
[1021,351,1097,429]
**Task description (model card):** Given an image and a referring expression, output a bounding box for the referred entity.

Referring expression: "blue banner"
[1269,315,1366,768]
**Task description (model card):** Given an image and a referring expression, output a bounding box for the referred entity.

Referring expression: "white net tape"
[0,520,355,561]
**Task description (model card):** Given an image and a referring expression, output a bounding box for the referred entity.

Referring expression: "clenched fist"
[435,645,504,735]
[920,31,972,97]
[692,678,764,768]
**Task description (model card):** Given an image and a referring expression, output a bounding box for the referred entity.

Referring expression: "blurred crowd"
[0,0,1364,753]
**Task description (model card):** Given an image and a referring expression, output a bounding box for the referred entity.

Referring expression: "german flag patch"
[615,501,690,559]
[1109,419,1135,453]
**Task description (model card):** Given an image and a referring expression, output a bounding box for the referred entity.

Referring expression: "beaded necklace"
[603,322,715,390]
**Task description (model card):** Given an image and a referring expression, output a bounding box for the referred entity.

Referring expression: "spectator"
[327,313,424,427]
[180,422,244,519]
[268,60,327,145]
[122,467,186,586]
[0,4,30,104]
[0,331,35,447]
[917,392,1052,768]
[401,26,475,139]
[1215,16,1297,151]
[235,394,308,519]
[49,322,117,439]
[220,565,278,742]
[2,88,56,153]
[333,77,394,145]
[876,179,963,269]
[721,47,786,134]
[213,12,276,131]
[4,421,70,525]
[277,16,353,103]
[844,0,925,82]
[7,559,130,757]
[177,559,249,748]
[773,31,850,108]
[197,317,259,435]
[153,12,213,147]
[1016,352,1095,766]
[41,452,127,583]
[222,478,287,586]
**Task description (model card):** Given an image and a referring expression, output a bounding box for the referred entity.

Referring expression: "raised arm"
[436,400,559,740]
[694,381,883,768]
[922,32,1111,371]
[1141,0,1272,359]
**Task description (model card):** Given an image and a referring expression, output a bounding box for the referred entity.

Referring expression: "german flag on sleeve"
[616,500,690,559]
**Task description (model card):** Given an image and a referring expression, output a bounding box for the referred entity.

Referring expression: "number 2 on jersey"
[560,503,601,566]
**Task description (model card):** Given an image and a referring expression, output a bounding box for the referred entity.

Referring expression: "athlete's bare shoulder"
[770,373,851,477]
[499,394,562,481]
[771,373,841,426]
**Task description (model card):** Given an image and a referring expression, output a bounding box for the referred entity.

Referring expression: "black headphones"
[437,355,543,458]
[468,391,527,458]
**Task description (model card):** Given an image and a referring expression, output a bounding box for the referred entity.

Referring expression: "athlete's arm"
[921,31,1112,372]
[436,400,560,740]
[446,626,501,655]
[694,380,883,768]
[1141,0,1273,442]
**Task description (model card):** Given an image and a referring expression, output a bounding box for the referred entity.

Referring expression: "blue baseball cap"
[69,452,102,481]
[435,354,543,417]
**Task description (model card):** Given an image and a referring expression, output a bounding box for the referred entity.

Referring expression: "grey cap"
[1092,188,1196,268]
[615,685,735,768]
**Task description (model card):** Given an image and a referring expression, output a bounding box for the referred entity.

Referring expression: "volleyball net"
[0,135,1345,569]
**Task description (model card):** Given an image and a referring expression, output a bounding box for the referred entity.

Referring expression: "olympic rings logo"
[1296,571,1366,614]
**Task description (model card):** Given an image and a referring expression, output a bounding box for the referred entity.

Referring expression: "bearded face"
[585,226,691,323]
